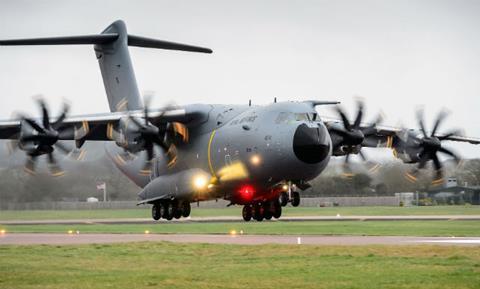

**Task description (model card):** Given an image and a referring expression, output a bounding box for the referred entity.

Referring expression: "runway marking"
[415,239,480,244]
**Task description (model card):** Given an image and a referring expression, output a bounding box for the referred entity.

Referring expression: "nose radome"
[293,124,330,164]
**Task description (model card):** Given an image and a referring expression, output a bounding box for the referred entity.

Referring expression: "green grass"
[1,205,480,221]
[0,242,479,289]
[2,220,480,236]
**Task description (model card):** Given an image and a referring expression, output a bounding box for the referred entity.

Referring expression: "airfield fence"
[0,196,400,210]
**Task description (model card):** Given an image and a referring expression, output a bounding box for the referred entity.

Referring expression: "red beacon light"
[238,184,255,201]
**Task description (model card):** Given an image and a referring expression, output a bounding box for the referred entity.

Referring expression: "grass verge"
[0,242,479,289]
[2,220,479,236]
[1,205,480,221]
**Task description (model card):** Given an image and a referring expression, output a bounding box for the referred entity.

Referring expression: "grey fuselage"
[106,101,332,204]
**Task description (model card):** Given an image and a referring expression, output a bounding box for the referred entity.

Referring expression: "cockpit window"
[295,113,309,121]
[275,112,293,124]
[276,112,319,123]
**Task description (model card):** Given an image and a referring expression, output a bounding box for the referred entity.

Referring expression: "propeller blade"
[438,129,464,141]
[416,109,428,138]
[353,101,364,129]
[431,153,442,171]
[139,145,154,176]
[358,150,367,162]
[52,103,70,130]
[23,118,45,133]
[166,144,177,168]
[47,152,64,177]
[438,146,461,164]
[417,151,430,170]
[336,107,351,131]
[24,156,37,175]
[21,134,43,142]
[431,110,448,137]
[54,142,72,155]
[57,126,75,139]
[172,122,189,143]
[37,98,51,129]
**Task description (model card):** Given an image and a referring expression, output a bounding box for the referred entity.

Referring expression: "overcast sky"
[0,0,479,159]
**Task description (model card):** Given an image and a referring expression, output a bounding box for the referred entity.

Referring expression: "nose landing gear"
[278,190,301,207]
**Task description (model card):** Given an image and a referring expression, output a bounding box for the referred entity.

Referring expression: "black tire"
[159,202,167,219]
[273,201,282,219]
[242,205,252,222]
[165,202,174,220]
[291,191,300,207]
[263,202,272,220]
[254,204,264,222]
[182,202,191,218]
[173,201,182,219]
[151,203,161,220]
[279,192,289,206]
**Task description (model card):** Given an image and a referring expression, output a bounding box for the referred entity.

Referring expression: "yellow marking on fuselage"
[207,130,217,178]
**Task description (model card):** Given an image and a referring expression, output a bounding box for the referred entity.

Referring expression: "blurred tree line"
[1,140,479,203]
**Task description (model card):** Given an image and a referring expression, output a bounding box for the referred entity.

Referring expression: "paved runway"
[1,233,480,246]
[3,215,480,225]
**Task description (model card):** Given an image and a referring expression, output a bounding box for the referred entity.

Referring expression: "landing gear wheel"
[173,201,182,219]
[263,202,272,220]
[254,203,264,222]
[152,203,161,220]
[181,202,191,218]
[242,205,252,222]
[279,192,289,207]
[159,202,166,219]
[273,201,282,219]
[291,191,300,207]
[164,202,174,220]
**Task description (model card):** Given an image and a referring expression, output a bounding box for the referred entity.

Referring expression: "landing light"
[67,230,73,235]
[0,229,5,234]
[144,230,150,234]
[229,230,237,236]
[282,184,288,191]
[193,175,208,189]
[250,155,261,166]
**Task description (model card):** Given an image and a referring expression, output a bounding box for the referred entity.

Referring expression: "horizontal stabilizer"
[128,35,212,54]
[0,34,119,45]
[0,33,212,53]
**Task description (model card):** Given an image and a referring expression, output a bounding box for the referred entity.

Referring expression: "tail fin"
[0,20,212,112]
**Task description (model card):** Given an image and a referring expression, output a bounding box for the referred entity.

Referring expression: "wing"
[0,104,210,142]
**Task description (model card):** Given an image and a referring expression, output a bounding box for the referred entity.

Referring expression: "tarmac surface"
[3,215,480,225]
[1,233,480,246]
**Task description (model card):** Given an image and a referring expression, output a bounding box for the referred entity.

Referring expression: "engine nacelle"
[109,116,144,152]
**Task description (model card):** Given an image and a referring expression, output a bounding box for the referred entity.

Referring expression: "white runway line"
[416,239,480,244]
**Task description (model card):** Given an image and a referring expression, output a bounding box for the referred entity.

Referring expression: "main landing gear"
[151,199,191,221]
[242,191,301,222]
[242,199,282,222]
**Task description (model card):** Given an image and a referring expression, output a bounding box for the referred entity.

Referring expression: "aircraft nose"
[293,124,330,164]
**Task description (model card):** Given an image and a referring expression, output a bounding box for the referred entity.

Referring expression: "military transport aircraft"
[1,20,479,221]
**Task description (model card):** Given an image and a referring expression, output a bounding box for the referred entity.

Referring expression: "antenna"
[274,97,277,103]
[249,99,251,107]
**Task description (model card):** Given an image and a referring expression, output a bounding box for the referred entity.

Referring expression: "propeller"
[404,109,462,185]
[111,98,189,176]
[13,97,87,176]
[330,100,383,176]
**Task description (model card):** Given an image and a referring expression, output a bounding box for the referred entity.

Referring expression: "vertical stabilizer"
[94,20,142,112]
